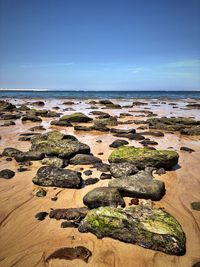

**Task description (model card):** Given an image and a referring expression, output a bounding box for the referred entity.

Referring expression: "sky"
[0,0,200,90]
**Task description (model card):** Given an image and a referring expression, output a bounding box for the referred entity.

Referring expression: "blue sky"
[0,0,200,90]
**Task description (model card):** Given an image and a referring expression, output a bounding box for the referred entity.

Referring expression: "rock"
[84,170,92,176]
[70,154,102,165]
[108,170,165,200]
[110,128,136,134]
[49,207,88,221]
[132,101,147,105]
[33,166,83,188]
[29,125,46,131]
[186,103,200,109]
[35,211,48,221]
[42,111,60,117]
[45,246,92,263]
[100,173,112,180]
[129,198,139,205]
[50,120,72,126]
[141,131,164,137]
[83,187,125,209]
[0,169,15,179]
[0,121,16,127]
[60,112,92,122]
[94,117,118,126]
[51,196,58,201]
[61,221,78,228]
[79,205,186,255]
[41,157,64,168]
[110,162,138,178]
[22,116,42,122]
[93,122,110,131]
[93,163,110,172]
[35,188,47,197]
[1,114,20,120]
[108,146,179,170]
[180,126,200,135]
[15,151,45,162]
[0,100,16,111]
[31,131,90,158]
[30,101,45,106]
[2,147,22,157]
[17,166,29,172]
[155,168,166,175]
[113,132,145,140]
[190,202,200,211]
[109,139,129,148]
[85,178,99,185]
[192,262,200,267]
[180,147,195,153]
[99,100,114,105]
[140,140,158,146]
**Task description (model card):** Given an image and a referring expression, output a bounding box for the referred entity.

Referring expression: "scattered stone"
[34,188,47,197]
[109,139,129,148]
[129,198,139,205]
[30,101,45,106]
[33,166,83,188]
[93,163,110,172]
[140,140,158,146]
[96,140,102,143]
[85,178,99,185]
[0,100,16,111]
[35,211,48,221]
[0,169,15,179]
[180,146,195,153]
[50,120,72,126]
[155,168,166,175]
[110,128,136,134]
[41,157,64,168]
[61,221,78,228]
[29,125,46,131]
[109,170,165,200]
[141,131,164,137]
[0,121,16,127]
[108,146,179,169]
[17,166,29,172]
[70,154,102,165]
[79,206,186,255]
[51,196,58,201]
[15,151,45,162]
[2,147,22,157]
[49,207,88,221]
[6,157,12,161]
[60,112,92,122]
[22,115,42,122]
[83,187,125,209]
[45,246,92,263]
[100,173,112,180]
[84,170,92,176]
[110,162,138,178]
[190,202,200,211]
[186,103,200,109]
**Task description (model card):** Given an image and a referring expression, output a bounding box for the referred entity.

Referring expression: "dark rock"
[6,157,12,161]
[33,166,83,188]
[30,101,45,106]
[93,163,110,172]
[132,101,147,106]
[109,139,129,148]
[41,157,64,168]
[49,207,88,221]
[0,169,15,179]
[129,198,139,205]
[141,131,164,137]
[51,196,58,201]
[1,114,20,120]
[0,100,16,111]
[2,147,22,157]
[70,154,102,165]
[60,112,92,122]
[84,170,93,176]
[110,128,136,134]
[15,151,45,162]
[35,211,48,221]
[180,146,195,153]
[85,178,99,185]
[109,170,165,200]
[190,202,200,211]
[192,262,200,267]
[17,166,29,172]
[35,188,47,197]
[109,146,179,170]
[110,162,138,178]
[186,103,200,109]
[22,116,42,122]
[45,246,92,263]
[83,187,125,209]
[100,173,112,180]
[50,120,72,126]
[96,139,102,143]
[29,125,46,131]
[61,221,78,228]
[0,121,16,127]
[79,206,186,255]
[140,140,158,146]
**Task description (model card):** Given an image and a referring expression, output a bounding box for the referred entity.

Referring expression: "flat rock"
[70,154,102,165]
[2,147,22,157]
[60,112,92,122]
[110,162,138,178]
[83,187,125,209]
[78,206,186,255]
[41,157,64,168]
[190,202,200,211]
[180,146,195,153]
[35,211,48,221]
[108,170,165,200]
[49,207,88,221]
[15,151,45,162]
[33,166,83,188]
[108,146,179,169]
[109,139,129,148]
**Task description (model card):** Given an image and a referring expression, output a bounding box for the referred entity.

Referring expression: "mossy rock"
[78,206,186,255]
[108,146,179,169]
[60,112,92,122]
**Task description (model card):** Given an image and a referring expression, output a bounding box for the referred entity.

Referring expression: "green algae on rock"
[108,146,179,169]
[78,206,186,255]
[60,112,92,122]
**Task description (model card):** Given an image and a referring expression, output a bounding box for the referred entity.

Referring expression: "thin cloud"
[166,59,200,68]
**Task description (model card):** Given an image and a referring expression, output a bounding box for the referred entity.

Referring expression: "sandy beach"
[0,98,200,267]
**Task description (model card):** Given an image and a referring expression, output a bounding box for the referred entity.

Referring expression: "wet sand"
[0,98,200,267]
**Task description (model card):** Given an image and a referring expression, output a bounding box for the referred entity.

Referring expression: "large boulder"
[70,154,102,165]
[2,147,22,157]
[78,205,186,255]
[0,169,15,179]
[108,146,179,169]
[108,170,165,200]
[83,187,125,209]
[32,166,83,188]
[110,162,138,178]
[60,112,92,122]
[0,100,16,111]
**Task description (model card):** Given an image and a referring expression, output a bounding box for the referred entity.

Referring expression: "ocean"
[0,90,200,99]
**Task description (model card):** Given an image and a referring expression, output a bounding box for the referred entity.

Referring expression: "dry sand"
[0,98,200,267]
